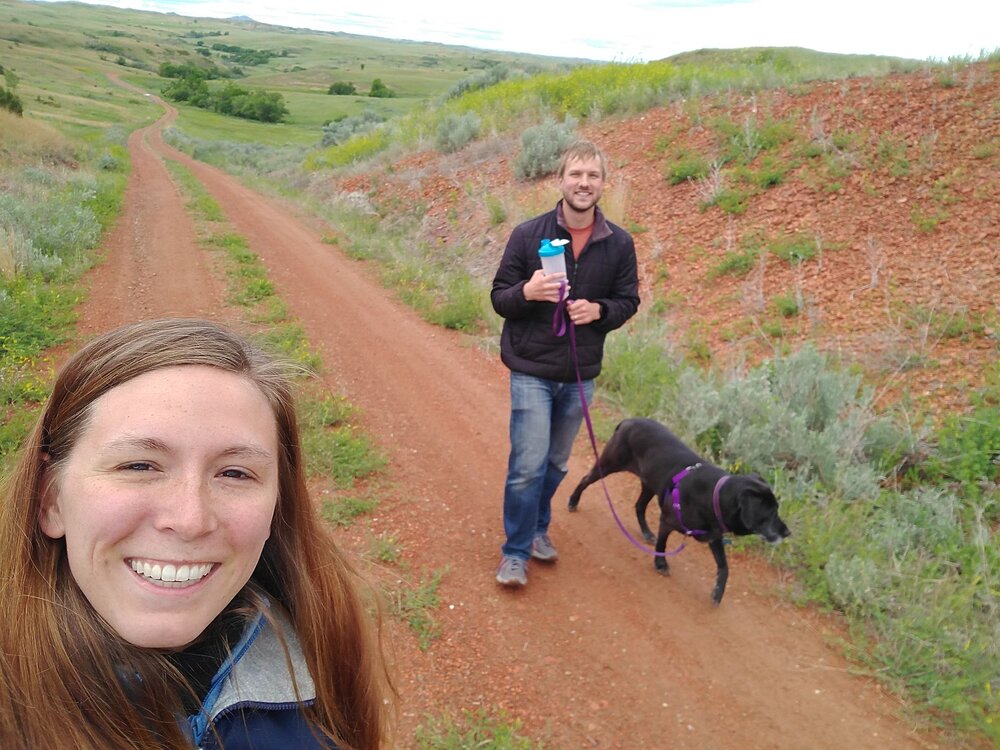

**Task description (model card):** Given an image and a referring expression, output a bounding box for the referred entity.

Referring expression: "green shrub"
[746,154,793,188]
[600,318,684,418]
[368,78,394,98]
[707,248,758,279]
[327,81,356,95]
[435,112,480,154]
[484,194,507,226]
[0,85,23,116]
[769,231,817,263]
[713,188,750,214]
[923,405,1000,492]
[665,149,709,184]
[773,292,800,317]
[513,117,577,180]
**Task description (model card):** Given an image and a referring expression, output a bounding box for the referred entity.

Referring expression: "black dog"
[567,417,790,605]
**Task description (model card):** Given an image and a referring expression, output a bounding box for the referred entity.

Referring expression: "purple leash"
[554,286,731,556]
[555,290,679,557]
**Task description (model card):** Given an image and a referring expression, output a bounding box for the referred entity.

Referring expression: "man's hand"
[566,299,601,325]
[523,269,569,303]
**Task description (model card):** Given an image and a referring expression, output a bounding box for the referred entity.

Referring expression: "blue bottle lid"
[538,238,568,257]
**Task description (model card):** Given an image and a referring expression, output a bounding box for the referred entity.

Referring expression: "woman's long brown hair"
[0,318,394,749]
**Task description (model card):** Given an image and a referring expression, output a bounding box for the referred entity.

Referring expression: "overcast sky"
[44,0,1000,62]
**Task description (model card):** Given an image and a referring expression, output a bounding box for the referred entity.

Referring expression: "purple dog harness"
[666,465,732,554]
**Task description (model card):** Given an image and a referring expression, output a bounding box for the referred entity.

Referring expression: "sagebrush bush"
[513,117,578,180]
[600,318,684,419]
[164,128,307,178]
[0,169,101,276]
[435,112,480,154]
[320,110,385,147]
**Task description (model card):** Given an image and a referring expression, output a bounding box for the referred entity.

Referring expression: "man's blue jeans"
[502,371,595,561]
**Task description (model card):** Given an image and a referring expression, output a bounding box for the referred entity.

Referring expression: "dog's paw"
[655,562,670,576]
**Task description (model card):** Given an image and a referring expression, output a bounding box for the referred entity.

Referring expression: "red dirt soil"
[73,71,999,749]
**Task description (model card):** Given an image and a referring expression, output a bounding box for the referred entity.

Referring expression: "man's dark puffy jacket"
[491,201,640,382]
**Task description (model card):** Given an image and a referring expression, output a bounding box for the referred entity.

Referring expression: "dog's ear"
[745,474,777,501]
[738,490,762,530]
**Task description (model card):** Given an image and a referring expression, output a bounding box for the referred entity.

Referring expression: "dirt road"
[77,88,950,749]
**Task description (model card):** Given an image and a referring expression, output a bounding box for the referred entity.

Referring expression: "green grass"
[320,492,379,527]
[772,292,801,317]
[390,567,448,651]
[167,159,387,494]
[415,707,544,750]
[768,230,818,264]
[707,248,759,279]
[0,113,128,466]
[369,533,402,564]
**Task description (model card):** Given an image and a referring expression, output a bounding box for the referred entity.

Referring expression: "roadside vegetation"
[2,1,997,744]
[165,160,457,664]
[0,110,127,468]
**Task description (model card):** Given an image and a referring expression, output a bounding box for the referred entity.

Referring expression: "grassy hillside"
[0,0,588,142]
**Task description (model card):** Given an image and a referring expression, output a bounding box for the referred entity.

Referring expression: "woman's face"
[40,365,280,649]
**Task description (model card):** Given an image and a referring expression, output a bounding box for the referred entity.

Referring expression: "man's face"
[559,155,605,215]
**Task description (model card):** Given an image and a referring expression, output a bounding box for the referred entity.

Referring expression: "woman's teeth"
[130,560,213,587]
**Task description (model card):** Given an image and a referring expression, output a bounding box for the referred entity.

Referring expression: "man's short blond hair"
[557,140,608,180]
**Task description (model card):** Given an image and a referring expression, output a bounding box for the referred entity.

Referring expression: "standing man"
[491,140,640,587]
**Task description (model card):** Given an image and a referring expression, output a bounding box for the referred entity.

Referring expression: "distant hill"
[0,0,590,136]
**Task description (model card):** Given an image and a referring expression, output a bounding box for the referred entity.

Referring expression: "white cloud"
[35,0,1000,62]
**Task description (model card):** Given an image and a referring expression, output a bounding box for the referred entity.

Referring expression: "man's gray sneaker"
[531,534,558,562]
[495,556,527,586]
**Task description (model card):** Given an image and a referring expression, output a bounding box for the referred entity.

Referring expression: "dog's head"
[737,475,791,543]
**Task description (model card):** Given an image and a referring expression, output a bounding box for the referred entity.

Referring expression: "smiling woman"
[0,319,394,750]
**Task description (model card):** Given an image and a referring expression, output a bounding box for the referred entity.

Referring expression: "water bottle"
[538,238,569,277]
[538,238,570,301]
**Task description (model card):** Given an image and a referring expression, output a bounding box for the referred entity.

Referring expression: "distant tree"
[161,74,211,106]
[368,78,394,98]
[162,75,288,123]
[328,81,356,95]
[240,90,288,122]
[159,62,219,80]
